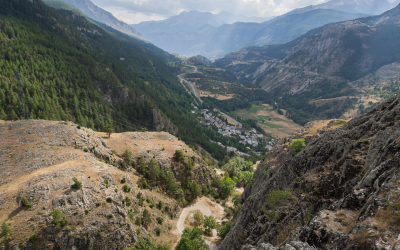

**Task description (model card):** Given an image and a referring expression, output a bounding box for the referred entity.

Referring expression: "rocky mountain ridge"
[0,120,217,250]
[57,0,145,40]
[286,0,399,16]
[220,91,400,249]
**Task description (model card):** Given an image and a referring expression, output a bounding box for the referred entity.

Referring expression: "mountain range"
[286,0,400,16]
[132,9,368,58]
[43,0,145,40]
[215,4,400,125]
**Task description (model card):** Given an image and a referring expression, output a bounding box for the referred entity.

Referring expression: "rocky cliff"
[59,0,145,40]
[0,120,215,250]
[220,92,400,250]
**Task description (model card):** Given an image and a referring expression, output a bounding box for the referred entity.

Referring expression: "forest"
[0,0,230,162]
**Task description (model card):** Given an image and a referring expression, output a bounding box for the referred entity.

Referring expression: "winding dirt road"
[173,197,223,249]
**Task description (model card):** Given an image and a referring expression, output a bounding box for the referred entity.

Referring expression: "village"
[197,108,277,155]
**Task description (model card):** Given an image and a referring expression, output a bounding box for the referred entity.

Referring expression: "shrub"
[125,197,133,206]
[142,209,152,228]
[122,150,133,166]
[121,177,126,183]
[108,214,113,219]
[122,184,131,193]
[0,222,13,243]
[29,233,38,242]
[50,209,68,229]
[115,189,118,193]
[83,148,89,153]
[21,196,32,208]
[96,202,101,207]
[156,217,164,225]
[157,200,164,210]
[176,227,208,250]
[203,215,217,236]
[134,217,142,226]
[173,150,185,163]
[106,197,113,203]
[335,120,347,126]
[164,206,170,212]
[85,209,89,215]
[193,211,203,226]
[155,227,161,236]
[140,180,149,189]
[217,220,232,239]
[138,198,145,207]
[71,177,82,189]
[289,139,306,155]
[128,209,135,222]
[136,228,141,235]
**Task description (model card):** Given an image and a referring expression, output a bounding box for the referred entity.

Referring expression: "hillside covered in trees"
[0,0,230,161]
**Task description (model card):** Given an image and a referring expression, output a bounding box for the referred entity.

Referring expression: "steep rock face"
[60,0,145,40]
[220,92,400,249]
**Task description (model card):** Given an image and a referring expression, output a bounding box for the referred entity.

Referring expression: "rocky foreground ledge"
[0,120,195,250]
[220,92,400,250]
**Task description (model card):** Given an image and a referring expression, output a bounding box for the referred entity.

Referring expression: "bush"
[29,233,38,242]
[83,148,89,153]
[203,215,217,236]
[85,209,89,215]
[289,139,306,155]
[108,214,113,219]
[139,180,149,189]
[125,197,133,206]
[122,150,133,166]
[106,197,113,203]
[136,228,141,235]
[122,184,131,193]
[157,200,164,210]
[193,211,203,226]
[142,209,152,229]
[173,150,186,163]
[21,196,32,208]
[176,227,208,250]
[114,189,118,193]
[128,209,135,222]
[217,220,232,239]
[0,221,12,243]
[155,227,161,236]
[134,217,142,226]
[50,209,68,229]
[121,177,126,183]
[156,217,164,224]
[96,202,101,207]
[71,177,82,189]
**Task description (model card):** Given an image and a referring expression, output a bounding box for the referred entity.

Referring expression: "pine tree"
[166,170,177,195]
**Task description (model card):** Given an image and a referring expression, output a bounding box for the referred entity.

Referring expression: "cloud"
[92,0,331,23]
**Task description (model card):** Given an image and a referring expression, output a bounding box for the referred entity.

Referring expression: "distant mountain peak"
[57,0,145,40]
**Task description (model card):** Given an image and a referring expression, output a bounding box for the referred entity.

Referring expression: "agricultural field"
[234,104,303,139]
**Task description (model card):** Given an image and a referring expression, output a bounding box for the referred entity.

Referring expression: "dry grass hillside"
[0,120,217,250]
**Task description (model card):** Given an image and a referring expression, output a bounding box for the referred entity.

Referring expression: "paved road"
[219,110,241,126]
[178,66,203,103]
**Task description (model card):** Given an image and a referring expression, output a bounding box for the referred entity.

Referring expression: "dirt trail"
[173,197,224,249]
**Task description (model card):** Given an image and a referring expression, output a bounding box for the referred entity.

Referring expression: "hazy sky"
[90,0,329,24]
[91,0,399,24]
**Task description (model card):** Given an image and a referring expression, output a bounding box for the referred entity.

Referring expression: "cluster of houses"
[200,109,268,149]
[201,109,246,136]
[238,129,264,148]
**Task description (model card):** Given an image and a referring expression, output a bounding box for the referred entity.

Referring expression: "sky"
[90,0,329,24]
[91,0,399,24]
